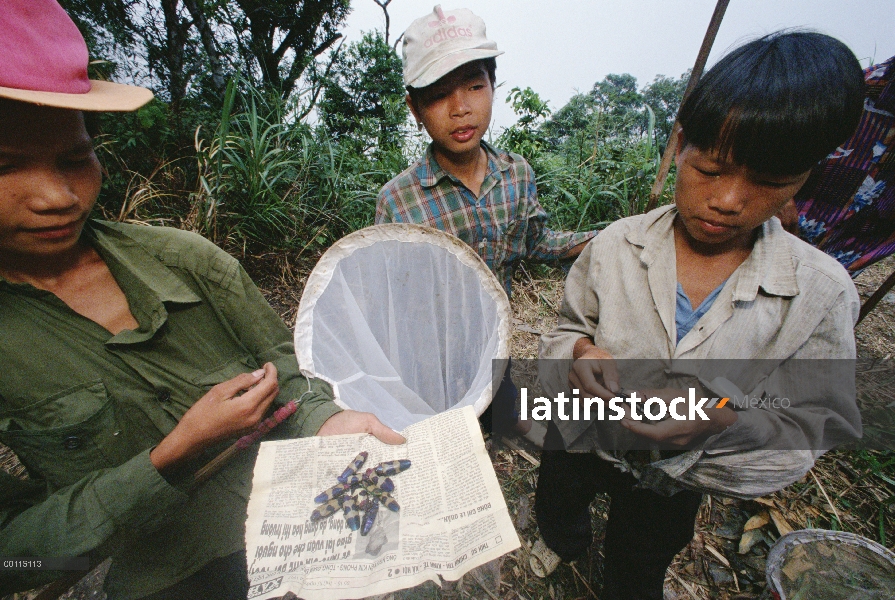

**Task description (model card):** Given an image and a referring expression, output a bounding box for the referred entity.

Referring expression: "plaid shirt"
[376,141,597,296]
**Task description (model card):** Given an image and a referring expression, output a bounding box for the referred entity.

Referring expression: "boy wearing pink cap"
[376,5,597,437]
[0,2,402,598]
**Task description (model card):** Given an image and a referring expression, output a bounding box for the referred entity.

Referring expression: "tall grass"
[500,95,674,233]
[95,77,673,260]
[94,77,407,258]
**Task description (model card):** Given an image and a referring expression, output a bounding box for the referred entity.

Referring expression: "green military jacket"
[0,220,340,598]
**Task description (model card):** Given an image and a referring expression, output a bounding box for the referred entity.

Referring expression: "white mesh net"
[295,224,511,431]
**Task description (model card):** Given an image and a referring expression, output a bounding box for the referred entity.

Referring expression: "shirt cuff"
[96,449,190,533]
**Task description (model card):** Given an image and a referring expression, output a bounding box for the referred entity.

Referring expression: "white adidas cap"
[402,5,503,88]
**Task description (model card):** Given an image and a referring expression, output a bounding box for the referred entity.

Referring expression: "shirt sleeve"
[211,257,341,437]
[0,450,188,593]
[520,162,597,264]
[647,288,863,499]
[539,239,601,360]
[375,189,398,225]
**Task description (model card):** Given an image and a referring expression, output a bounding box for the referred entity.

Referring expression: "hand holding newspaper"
[245,406,520,599]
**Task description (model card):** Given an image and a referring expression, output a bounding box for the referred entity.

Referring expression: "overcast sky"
[341,0,895,131]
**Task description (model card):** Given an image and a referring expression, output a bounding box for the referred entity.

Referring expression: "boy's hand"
[317,410,406,445]
[569,338,620,398]
[151,362,280,471]
[621,394,737,447]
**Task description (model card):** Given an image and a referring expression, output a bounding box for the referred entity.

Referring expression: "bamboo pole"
[646,0,731,212]
[192,400,298,486]
[858,267,895,325]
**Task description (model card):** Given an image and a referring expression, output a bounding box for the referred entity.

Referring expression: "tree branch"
[296,38,345,120]
[182,0,227,93]
[372,0,392,45]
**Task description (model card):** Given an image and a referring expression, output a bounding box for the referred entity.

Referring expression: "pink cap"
[0,0,152,111]
[0,0,91,94]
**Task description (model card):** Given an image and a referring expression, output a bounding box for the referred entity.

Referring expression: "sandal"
[529,537,562,578]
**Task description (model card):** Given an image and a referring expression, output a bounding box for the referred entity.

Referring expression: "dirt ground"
[3,256,894,600]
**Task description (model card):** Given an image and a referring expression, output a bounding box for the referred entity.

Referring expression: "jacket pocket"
[192,354,259,388]
[0,382,138,490]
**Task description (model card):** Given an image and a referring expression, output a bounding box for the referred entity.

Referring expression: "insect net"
[766,529,895,599]
[294,224,511,431]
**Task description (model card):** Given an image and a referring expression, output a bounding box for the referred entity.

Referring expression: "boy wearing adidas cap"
[376,5,596,436]
[377,5,597,298]
[0,2,402,598]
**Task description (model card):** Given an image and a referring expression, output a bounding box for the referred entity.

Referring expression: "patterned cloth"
[376,141,597,296]
[795,56,895,275]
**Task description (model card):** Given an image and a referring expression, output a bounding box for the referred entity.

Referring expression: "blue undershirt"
[675,281,726,344]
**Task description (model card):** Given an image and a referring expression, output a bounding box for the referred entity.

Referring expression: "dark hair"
[406,57,497,107]
[0,98,101,138]
[677,31,864,175]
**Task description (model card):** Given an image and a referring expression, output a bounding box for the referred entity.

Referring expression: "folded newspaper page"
[245,406,520,599]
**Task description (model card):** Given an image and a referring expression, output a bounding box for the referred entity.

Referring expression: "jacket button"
[63,436,81,450]
[156,389,172,403]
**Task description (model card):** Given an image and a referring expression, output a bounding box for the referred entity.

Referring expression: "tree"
[317,31,408,156]
[589,73,647,139]
[641,72,690,151]
[60,0,351,109]
[219,0,350,99]
[497,87,551,164]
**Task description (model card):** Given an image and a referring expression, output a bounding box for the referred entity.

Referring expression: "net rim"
[294,223,512,417]
[766,528,895,598]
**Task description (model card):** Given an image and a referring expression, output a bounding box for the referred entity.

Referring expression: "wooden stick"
[192,400,298,486]
[811,469,844,528]
[570,563,599,599]
[32,573,84,600]
[646,0,731,212]
[469,568,503,600]
[858,267,895,325]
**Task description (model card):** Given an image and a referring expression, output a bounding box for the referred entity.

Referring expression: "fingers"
[621,418,694,446]
[317,410,406,445]
[237,363,279,414]
[601,360,620,393]
[621,417,665,441]
[570,359,618,398]
[570,346,620,397]
[212,362,277,400]
[367,416,406,445]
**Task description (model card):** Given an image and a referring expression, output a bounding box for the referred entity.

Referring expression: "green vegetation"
[63,0,686,258]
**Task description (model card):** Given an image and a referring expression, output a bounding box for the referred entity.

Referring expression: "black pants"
[479,359,518,435]
[131,551,248,600]
[534,424,702,600]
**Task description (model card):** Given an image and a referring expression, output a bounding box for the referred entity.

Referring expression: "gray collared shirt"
[540,206,862,498]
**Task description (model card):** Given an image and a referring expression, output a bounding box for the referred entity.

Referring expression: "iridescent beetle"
[314,483,349,504]
[337,451,368,483]
[361,497,379,535]
[310,497,343,521]
[377,491,400,513]
[310,453,410,532]
[374,459,411,477]
[342,495,361,531]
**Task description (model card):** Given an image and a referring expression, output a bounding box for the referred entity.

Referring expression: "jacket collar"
[626,205,800,301]
[84,220,202,343]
